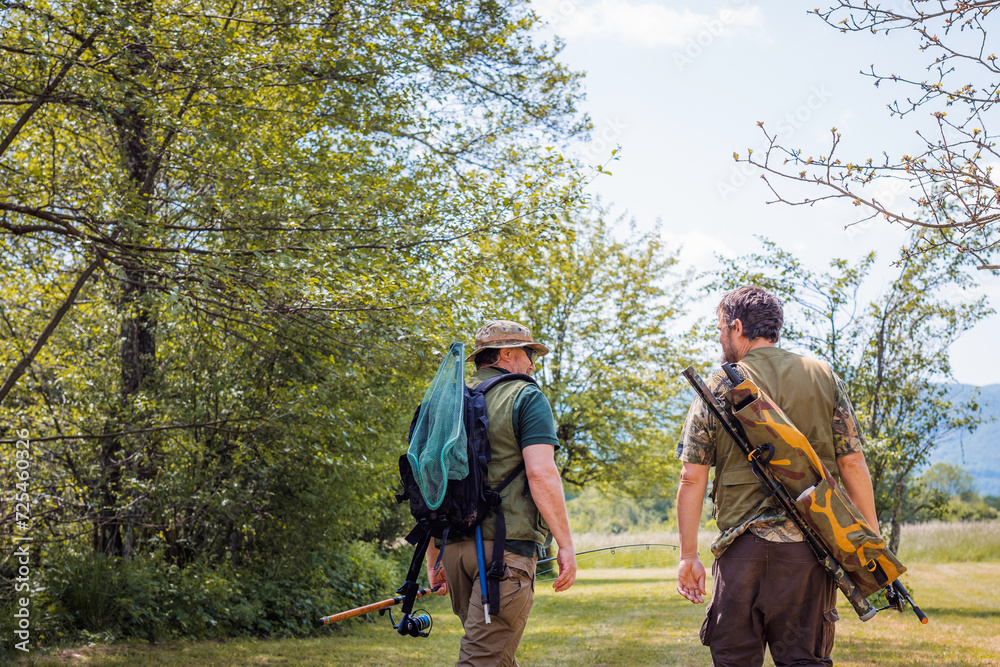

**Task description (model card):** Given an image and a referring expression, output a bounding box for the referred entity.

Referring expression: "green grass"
[14,522,1000,665]
[16,561,1000,666]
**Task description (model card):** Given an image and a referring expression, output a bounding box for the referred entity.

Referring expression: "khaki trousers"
[442,540,537,667]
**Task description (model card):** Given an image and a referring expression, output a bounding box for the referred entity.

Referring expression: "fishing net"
[406,342,468,510]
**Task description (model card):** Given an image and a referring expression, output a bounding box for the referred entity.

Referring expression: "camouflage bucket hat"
[465,320,550,363]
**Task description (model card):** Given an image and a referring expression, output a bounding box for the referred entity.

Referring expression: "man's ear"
[731,318,744,338]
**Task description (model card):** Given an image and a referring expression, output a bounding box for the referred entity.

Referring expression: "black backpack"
[392,372,535,634]
[397,372,536,539]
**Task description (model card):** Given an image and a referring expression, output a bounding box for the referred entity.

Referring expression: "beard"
[719,343,738,365]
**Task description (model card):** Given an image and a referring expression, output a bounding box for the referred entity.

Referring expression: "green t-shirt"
[512,382,560,449]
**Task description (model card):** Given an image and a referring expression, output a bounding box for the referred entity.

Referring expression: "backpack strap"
[474,371,537,496]
[432,525,450,576]
[485,460,527,611]
[471,370,538,611]
[472,372,537,395]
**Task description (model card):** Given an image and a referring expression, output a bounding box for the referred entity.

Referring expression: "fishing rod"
[320,543,680,636]
[538,542,679,564]
[318,585,441,634]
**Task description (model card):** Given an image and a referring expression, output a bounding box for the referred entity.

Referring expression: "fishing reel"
[383,607,433,638]
[883,585,905,612]
[870,580,928,623]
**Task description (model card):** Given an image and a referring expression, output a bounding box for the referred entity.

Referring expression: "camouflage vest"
[712,347,839,531]
[467,368,548,545]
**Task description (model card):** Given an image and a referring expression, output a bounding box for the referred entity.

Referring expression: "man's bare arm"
[676,462,710,604]
[837,450,880,533]
[523,444,576,592]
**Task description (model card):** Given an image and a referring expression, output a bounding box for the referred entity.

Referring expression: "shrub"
[1,539,406,653]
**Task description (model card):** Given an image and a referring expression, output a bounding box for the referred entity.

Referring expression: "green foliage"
[0,0,590,646]
[0,541,404,654]
[942,497,1000,522]
[912,463,1000,523]
[566,486,675,534]
[488,206,702,490]
[898,477,950,524]
[920,462,977,499]
[46,552,124,634]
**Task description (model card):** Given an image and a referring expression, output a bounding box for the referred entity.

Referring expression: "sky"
[533,0,1000,387]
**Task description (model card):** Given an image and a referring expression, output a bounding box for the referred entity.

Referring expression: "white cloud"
[537,0,763,49]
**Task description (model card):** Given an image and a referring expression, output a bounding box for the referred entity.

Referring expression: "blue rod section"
[474,525,491,623]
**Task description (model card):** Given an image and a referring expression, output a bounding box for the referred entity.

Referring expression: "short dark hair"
[717,286,783,343]
[474,347,502,368]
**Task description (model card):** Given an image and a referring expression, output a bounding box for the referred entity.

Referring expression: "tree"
[918,462,1000,521]
[486,206,702,492]
[712,237,992,553]
[739,2,1000,270]
[920,462,977,499]
[0,0,587,561]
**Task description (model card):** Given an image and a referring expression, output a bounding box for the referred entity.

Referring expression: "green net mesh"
[406,342,469,510]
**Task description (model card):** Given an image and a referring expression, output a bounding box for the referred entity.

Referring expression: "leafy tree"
[565,486,675,534]
[920,462,977,499]
[895,477,950,525]
[712,237,992,553]
[918,462,1000,522]
[486,206,702,492]
[0,0,586,566]
[739,2,1000,270]
[943,498,1000,521]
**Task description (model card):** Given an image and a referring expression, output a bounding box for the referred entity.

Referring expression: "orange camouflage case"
[726,377,906,598]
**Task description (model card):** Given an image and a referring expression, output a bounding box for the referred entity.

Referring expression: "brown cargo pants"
[701,532,838,667]
[441,539,537,667]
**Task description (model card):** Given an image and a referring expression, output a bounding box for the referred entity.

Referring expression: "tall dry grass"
[542,530,713,573]
[897,519,1000,563]
[554,520,1000,571]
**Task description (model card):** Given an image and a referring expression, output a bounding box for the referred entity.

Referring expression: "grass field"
[14,522,1000,666]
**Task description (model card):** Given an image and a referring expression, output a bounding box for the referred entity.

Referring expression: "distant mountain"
[926,384,1000,496]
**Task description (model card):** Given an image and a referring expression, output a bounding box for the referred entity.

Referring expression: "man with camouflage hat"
[674,287,879,667]
[426,319,576,667]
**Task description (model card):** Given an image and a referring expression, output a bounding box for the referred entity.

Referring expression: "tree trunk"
[888,514,902,555]
[95,31,156,559]
[887,479,904,555]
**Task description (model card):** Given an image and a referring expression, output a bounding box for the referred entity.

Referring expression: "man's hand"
[552,547,577,592]
[427,561,448,596]
[676,556,707,604]
[425,543,449,596]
